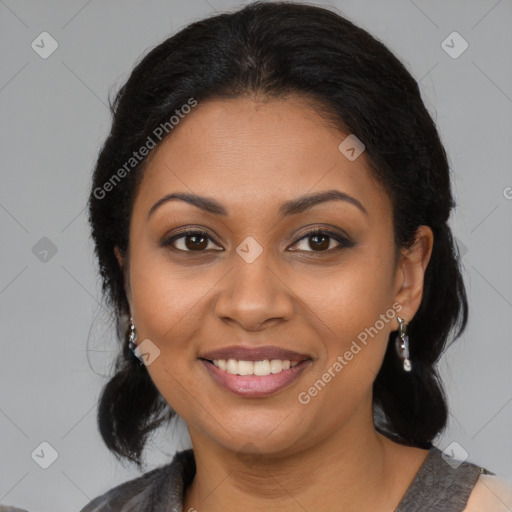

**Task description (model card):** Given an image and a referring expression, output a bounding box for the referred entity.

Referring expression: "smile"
[211,358,299,376]
[200,358,312,397]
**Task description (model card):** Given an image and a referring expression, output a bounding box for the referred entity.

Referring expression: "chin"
[204,418,310,458]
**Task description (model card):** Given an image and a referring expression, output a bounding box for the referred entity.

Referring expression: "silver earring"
[128,316,138,352]
[395,316,412,372]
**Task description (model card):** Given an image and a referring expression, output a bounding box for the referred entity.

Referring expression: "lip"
[199,345,311,362]
[200,358,312,397]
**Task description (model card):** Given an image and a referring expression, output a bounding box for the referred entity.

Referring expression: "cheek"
[292,269,395,421]
[128,251,210,415]
[129,243,214,333]
[127,247,216,390]
[288,259,396,399]
[291,257,395,336]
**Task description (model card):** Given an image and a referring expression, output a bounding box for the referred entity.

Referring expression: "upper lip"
[200,345,311,362]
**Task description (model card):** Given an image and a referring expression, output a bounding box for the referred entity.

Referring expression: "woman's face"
[119,95,431,457]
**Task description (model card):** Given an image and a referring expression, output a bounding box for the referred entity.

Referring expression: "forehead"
[133,95,392,223]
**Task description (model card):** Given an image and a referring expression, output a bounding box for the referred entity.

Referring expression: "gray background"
[1,0,511,510]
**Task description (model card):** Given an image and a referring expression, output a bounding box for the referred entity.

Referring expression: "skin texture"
[115,94,437,511]
[464,475,512,511]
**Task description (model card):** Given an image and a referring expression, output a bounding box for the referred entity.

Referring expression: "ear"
[114,246,124,269]
[114,246,132,306]
[392,225,434,328]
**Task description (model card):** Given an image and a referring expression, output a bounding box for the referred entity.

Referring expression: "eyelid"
[161,228,223,251]
[161,226,353,253]
[288,227,352,251]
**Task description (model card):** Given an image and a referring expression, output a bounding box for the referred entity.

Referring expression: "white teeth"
[211,358,299,376]
[254,360,270,376]
[226,358,238,375]
[238,360,254,375]
[270,359,283,373]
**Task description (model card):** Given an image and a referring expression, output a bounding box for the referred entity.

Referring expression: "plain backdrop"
[1,0,511,510]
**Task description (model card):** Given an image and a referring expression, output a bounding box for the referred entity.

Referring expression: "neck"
[182,403,423,512]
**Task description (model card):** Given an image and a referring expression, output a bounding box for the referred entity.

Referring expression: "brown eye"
[183,233,208,250]
[291,229,353,253]
[162,230,223,252]
[308,233,330,251]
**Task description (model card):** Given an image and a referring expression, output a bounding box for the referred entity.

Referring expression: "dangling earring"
[128,316,138,354]
[395,316,412,372]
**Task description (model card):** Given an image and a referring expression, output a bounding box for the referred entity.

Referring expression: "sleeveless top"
[78,445,495,512]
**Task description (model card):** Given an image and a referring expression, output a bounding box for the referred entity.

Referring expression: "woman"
[80,2,512,511]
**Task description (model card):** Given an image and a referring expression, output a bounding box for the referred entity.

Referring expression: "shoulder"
[78,463,171,512]
[464,474,512,512]
[78,449,195,512]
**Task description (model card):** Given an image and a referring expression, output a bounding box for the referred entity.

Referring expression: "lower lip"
[200,359,312,397]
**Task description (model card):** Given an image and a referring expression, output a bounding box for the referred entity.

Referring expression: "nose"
[214,249,295,331]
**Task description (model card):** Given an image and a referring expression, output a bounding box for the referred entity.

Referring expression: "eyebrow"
[147,189,368,219]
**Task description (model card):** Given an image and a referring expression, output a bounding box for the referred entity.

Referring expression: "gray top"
[78,446,494,512]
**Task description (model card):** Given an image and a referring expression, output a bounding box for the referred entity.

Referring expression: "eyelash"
[161,228,353,254]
